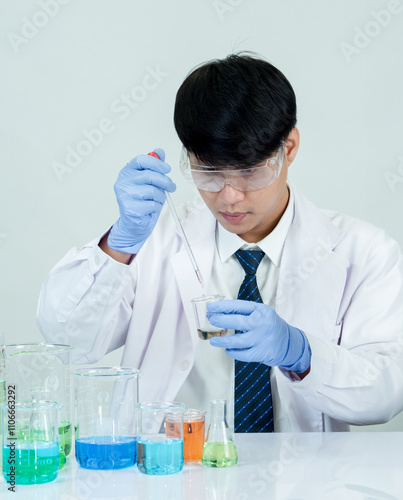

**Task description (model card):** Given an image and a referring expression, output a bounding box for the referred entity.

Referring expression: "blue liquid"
[137,438,183,475]
[75,436,137,470]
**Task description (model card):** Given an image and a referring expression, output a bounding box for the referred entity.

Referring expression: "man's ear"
[284,127,300,166]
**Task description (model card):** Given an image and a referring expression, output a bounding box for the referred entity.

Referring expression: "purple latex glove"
[108,148,176,254]
[208,300,311,373]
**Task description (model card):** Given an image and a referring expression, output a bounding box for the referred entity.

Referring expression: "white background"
[1,0,403,431]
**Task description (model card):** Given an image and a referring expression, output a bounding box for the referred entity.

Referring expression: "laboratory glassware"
[202,400,238,468]
[182,409,206,463]
[4,343,73,468]
[136,401,186,475]
[191,295,234,340]
[2,400,61,485]
[74,366,141,470]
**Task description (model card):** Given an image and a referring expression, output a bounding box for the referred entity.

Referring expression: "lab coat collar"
[290,182,346,252]
[217,184,295,267]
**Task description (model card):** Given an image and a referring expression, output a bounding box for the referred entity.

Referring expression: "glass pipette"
[148,152,204,287]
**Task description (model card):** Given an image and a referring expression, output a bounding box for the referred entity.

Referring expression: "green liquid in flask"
[59,420,72,456]
[202,441,238,467]
[58,419,72,469]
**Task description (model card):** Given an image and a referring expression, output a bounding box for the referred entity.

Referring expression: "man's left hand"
[207,300,311,374]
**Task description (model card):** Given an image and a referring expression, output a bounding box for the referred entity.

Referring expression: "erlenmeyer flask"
[202,399,238,468]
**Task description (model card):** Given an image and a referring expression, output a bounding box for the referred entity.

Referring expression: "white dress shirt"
[175,186,294,431]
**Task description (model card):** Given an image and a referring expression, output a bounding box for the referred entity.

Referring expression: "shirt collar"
[216,184,294,267]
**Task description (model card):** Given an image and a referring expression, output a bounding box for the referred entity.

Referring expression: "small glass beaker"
[182,409,206,463]
[191,295,234,340]
[202,400,237,468]
[136,402,186,475]
[4,343,73,467]
[2,400,61,485]
[74,367,141,470]
[31,387,67,469]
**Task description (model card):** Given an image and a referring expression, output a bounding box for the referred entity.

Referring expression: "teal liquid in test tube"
[2,400,61,485]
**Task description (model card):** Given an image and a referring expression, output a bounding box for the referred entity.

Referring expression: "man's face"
[190,128,299,243]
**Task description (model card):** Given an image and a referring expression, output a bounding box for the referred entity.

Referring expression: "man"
[37,53,403,432]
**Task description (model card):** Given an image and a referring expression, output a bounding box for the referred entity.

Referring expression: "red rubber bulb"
[148,152,160,160]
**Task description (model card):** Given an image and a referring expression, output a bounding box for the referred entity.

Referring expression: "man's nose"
[218,182,245,203]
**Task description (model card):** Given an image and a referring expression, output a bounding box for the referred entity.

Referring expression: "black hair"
[174,52,297,167]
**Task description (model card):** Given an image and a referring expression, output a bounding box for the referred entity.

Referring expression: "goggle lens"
[179,145,284,192]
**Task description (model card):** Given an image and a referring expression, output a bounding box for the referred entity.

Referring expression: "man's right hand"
[107,148,176,255]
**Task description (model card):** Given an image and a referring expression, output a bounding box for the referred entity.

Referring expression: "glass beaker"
[191,295,234,340]
[136,402,186,475]
[181,409,206,464]
[74,367,141,470]
[4,343,73,467]
[2,400,61,485]
[202,400,238,468]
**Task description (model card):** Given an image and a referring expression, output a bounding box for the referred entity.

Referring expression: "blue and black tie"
[234,249,274,433]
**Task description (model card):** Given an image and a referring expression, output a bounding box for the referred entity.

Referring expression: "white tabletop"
[2,432,403,499]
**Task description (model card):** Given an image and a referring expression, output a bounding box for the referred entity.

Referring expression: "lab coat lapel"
[274,186,350,431]
[170,202,216,352]
[277,186,349,339]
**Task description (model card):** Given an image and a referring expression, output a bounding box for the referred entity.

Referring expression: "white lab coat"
[37,184,403,432]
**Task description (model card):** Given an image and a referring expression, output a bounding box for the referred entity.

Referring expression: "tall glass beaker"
[136,402,186,475]
[74,367,141,470]
[202,400,238,468]
[2,400,61,485]
[4,343,73,467]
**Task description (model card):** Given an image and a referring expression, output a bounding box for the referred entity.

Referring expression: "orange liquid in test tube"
[183,419,205,463]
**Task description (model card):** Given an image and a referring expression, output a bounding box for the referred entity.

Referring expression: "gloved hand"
[207,300,311,373]
[107,148,176,254]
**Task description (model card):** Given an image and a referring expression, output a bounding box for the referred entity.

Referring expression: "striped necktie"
[234,249,274,433]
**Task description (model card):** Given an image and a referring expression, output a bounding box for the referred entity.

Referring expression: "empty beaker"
[136,402,186,475]
[74,367,141,470]
[4,343,73,467]
[191,295,234,340]
[202,400,237,468]
[2,400,61,485]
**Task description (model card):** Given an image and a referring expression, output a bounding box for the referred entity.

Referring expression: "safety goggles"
[179,144,285,192]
